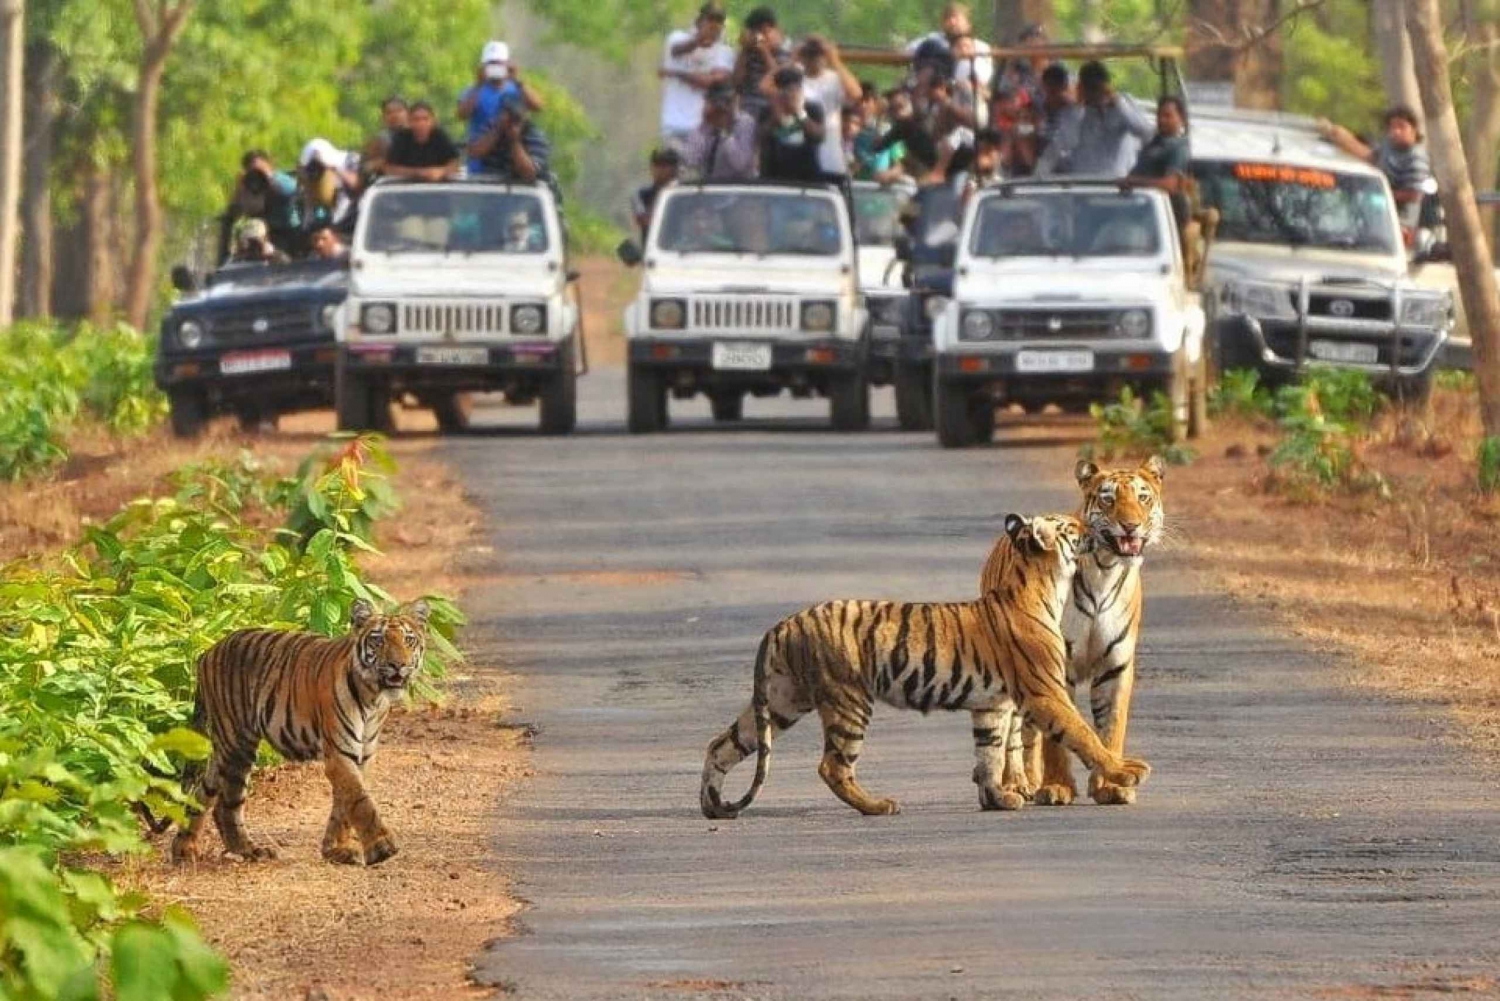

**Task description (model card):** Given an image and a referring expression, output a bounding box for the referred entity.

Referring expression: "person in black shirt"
[758,65,827,183]
[385,102,461,182]
[733,6,790,120]
[632,147,680,240]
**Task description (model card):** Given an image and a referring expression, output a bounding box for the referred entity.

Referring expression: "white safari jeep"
[337,178,581,434]
[618,181,868,432]
[932,180,1206,448]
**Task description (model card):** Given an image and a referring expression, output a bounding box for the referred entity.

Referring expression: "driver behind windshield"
[676,201,735,252]
[977,207,1046,256]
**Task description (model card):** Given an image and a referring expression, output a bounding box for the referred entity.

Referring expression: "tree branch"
[1187,0,1330,54]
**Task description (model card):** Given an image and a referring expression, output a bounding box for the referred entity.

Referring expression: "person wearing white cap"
[297,138,361,231]
[458,39,544,174]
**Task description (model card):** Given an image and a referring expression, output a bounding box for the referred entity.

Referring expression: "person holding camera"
[1036,60,1153,178]
[734,7,791,121]
[758,65,828,184]
[660,5,736,150]
[470,106,552,184]
[385,102,462,182]
[682,82,758,181]
[458,40,545,174]
[221,150,300,264]
[229,217,290,265]
[298,138,362,231]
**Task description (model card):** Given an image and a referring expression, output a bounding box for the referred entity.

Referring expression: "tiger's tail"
[724,631,776,816]
[700,630,777,819]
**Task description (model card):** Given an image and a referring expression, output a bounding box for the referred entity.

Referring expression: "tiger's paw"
[1091,782,1137,806]
[363,835,399,866]
[1100,757,1151,789]
[1032,783,1077,806]
[225,842,278,862]
[862,798,901,816]
[978,785,1026,811]
[169,835,200,865]
[323,842,363,866]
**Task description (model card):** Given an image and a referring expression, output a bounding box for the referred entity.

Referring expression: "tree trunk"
[1461,0,1500,243]
[1186,0,1237,86]
[0,0,24,329]
[122,1,194,333]
[1234,0,1281,110]
[1407,0,1500,436]
[20,40,57,320]
[991,0,1055,46]
[84,161,115,327]
[1372,0,1421,114]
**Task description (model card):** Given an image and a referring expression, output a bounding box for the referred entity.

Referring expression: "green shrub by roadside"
[1479,437,1500,495]
[0,434,461,999]
[1082,387,1193,467]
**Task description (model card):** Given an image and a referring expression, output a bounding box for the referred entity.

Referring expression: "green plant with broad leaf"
[1082,387,1194,467]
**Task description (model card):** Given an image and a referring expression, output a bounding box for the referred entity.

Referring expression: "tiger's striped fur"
[700,514,1152,818]
[981,457,1165,808]
[170,598,430,866]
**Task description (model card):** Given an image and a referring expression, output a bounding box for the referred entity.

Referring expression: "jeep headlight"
[960,311,995,341]
[360,302,396,334]
[1401,294,1449,329]
[801,300,836,332]
[650,298,686,330]
[511,304,546,335]
[924,295,950,321]
[1116,309,1152,338]
[1220,281,1294,320]
[177,319,206,349]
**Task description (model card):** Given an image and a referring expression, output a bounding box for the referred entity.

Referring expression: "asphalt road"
[450,368,1500,1000]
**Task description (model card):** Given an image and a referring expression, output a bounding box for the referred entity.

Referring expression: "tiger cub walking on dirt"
[169,598,430,866]
[981,457,1165,808]
[700,514,1151,818]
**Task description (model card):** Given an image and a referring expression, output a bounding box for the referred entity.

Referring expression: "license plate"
[1016,349,1094,374]
[1309,339,1379,364]
[220,350,292,376]
[711,342,772,371]
[871,324,901,341]
[416,346,489,366]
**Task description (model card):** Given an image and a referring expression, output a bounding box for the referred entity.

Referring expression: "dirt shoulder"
[3,410,527,1000]
[1167,383,1500,755]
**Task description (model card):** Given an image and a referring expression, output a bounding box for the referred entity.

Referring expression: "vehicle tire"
[894,362,934,431]
[335,361,393,433]
[235,406,278,435]
[710,392,743,422]
[1188,352,1209,440]
[1395,370,1434,406]
[433,392,474,433]
[935,376,985,449]
[539,345,578,435]
[627,362,667,434]
[829,369,871,431]
[1166,349,1191,445]
[168,388,208,439]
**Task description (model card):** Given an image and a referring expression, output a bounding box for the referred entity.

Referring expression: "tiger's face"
[1076,456,1166,562]
[1004,512,1089,571]
[350,598,431,691]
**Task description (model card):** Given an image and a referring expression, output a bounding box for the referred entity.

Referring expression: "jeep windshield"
[206,258,346,292]
[970,191,1161,258]
[1194,162,1398,254]
[852,187,910,247]
[363,189,549,255]
[656,191,845,256]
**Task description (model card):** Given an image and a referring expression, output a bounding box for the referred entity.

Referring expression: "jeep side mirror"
[893,235,912,262]
[170,265,199,293]
[616,239,643,268]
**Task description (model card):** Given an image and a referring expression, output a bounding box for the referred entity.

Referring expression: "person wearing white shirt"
[659,4,737,149]
[796,36,862,177]
[906,3,993,126]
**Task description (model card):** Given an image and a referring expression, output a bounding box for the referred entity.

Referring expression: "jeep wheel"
[539,345,577,435]
[335,362,392,433]
[1166,349,1191,444]
[433,392,474,433]
[829,370,871,431]
[168,388,208,439]
[894,361,934,431]
[627,362,667,434]
[935,376,988,448]
[235,406,278,435]
[710,392,743,422]
[1394,370,1434,407]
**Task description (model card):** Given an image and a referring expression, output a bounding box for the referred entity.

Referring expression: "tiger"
[700,513,1151,819]
[980,456,1165,808]
[168,598,430,866]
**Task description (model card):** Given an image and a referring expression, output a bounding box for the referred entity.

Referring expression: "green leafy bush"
[1083,387,1193,466]
[1435,369,1477,393]
[1208,368,1275,421]
[0,435,462,998]
[1479,437,1500,495]
[275,436,400,551]
[1264,370,1388,499]
[1274,368,1384,426]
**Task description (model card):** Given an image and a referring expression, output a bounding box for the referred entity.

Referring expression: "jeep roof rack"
[992,176,1147,194]
[682,177,845,194]
[369,174,547,190]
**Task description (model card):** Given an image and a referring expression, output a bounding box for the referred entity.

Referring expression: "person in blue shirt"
[457,40,545,174]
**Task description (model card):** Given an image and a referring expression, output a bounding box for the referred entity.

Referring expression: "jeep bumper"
[629,338,863,385]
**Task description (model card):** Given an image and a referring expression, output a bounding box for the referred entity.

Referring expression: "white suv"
[931,180,1206,448]
[618,181,868,432]
[337,178,581,434]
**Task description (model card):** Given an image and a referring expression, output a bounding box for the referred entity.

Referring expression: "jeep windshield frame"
[360,188,551,256]
[1194,160,1400,255]
[653,189,849,258]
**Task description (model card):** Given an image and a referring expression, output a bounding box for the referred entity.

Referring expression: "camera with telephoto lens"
[304,158,327,182]
[242,169,270,196]
[243,237,266,258]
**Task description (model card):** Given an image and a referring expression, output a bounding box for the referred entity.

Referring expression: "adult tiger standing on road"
[700,514,1152,819]
[168,598,430,866]
[980,457,1165,807]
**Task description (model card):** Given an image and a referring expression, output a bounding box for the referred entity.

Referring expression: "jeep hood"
[351,255,561,299]
[644,257,853,297]
[1207,241,1408,285]
[958,264,1170,305]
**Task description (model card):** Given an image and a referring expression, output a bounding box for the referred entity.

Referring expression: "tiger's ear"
[405,599,431,627]
[1004,513,1027,543]
[350,598,376,629]
[1074,459,1101,488]
[1141,455,1166,482]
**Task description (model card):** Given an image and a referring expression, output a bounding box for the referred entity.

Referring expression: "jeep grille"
[994,309,1120,339]
[690,297,798,333]
[400,301,511,336]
